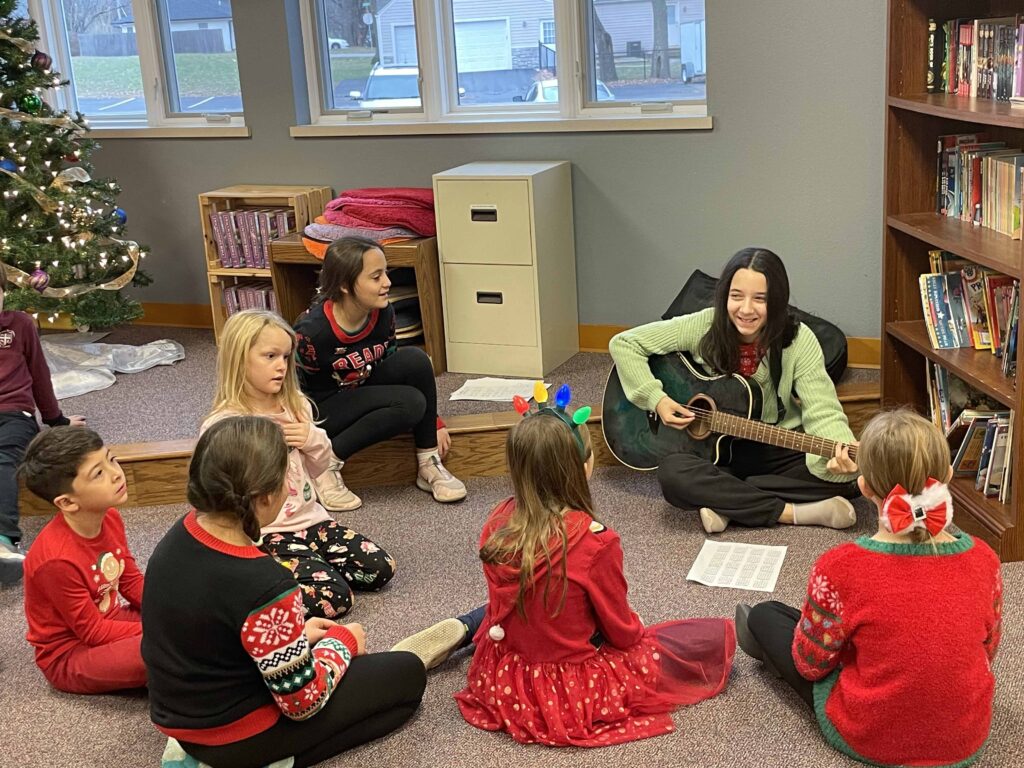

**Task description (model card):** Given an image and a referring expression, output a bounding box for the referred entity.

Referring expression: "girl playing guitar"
[609,248,860,533]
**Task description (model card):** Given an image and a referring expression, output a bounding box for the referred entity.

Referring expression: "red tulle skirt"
[454,618,736,747]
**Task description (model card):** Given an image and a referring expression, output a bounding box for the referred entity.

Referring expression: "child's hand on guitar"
[655,396,695,430]
[826,441,859,475]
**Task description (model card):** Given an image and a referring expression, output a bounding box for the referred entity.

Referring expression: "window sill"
[289,114,713,137]
[87,125,251,139]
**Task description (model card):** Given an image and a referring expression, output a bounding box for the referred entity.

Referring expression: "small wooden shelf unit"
[198,185,332,342]
[884,1,1024,560]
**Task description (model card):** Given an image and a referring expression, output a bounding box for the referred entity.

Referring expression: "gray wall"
[94,0,886,337]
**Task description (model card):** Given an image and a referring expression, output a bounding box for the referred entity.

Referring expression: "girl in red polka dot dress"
[453,395,736,747]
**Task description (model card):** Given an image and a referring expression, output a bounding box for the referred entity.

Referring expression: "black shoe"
[735,603,782,679]
[735,604,762,660]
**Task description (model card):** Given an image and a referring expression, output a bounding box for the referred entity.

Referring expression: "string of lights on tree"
[0,0,150,329]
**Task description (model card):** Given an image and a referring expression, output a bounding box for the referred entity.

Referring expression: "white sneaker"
[0,538,25,586]
[699,507,730,534]
[312,459,362,512]
[416,455,467,503]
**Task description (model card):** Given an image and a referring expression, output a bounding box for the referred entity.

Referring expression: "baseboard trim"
[579,324,881,367]
[136,302,213,328]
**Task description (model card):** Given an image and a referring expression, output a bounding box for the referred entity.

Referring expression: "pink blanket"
[324,187,437,236]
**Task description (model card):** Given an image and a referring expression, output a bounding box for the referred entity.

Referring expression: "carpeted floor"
[53,325,879,445]
[3,471,1021,768]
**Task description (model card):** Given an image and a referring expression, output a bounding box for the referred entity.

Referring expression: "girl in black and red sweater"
[142,416,424,768]
[294,236,466,510]
[738,409,1002,768]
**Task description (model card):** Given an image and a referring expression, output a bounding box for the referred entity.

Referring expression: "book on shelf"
[927,360,1005,433]
[946,408,1014,501]
[222,281,279,318]
[918,257,1020,363]
[930,16,1023,101]
[209,206,297,269]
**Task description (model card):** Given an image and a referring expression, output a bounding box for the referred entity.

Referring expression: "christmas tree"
[0,0,150,329]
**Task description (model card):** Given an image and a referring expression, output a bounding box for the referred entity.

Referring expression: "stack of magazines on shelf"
[927,16,1024,101]
[209,207,297,269]
[918,250,1019,380]
[928,360,1015,502]
[223,283,278,317]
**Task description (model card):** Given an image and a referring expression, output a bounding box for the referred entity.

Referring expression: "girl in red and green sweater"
[738,409,1002,768]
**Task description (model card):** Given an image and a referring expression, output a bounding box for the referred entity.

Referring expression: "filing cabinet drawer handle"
[470,206,498,222]
[476,291,503,305]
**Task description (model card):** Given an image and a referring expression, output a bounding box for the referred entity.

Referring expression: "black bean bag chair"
[661,269,848,384]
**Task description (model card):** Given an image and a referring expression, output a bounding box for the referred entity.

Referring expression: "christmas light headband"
[513,382,592,458]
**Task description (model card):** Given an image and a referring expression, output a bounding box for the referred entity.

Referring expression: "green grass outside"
[610,59,683,81]
[70,52,377,99]
[70,53,242,98]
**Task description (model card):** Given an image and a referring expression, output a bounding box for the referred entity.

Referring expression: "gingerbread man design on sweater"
[90,550,126,613]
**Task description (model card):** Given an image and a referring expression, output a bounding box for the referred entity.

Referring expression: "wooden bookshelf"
[883,1,1024,560]
[198,185,332,342]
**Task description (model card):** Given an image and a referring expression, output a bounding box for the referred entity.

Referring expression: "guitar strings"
[673,405,858,459]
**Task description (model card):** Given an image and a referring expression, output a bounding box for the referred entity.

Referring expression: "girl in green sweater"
[608,248,860,533]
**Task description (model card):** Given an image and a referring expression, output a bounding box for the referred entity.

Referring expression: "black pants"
[316,347,438,460]
[0,411,39,543]
[181,651,427,768]
[656,440,860,527]
[746,601,814,708]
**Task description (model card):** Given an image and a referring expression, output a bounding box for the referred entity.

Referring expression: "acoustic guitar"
[601,352,857,471]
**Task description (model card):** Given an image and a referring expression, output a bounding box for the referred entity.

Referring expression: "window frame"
[297,0,710,135]
[28,0,247,135]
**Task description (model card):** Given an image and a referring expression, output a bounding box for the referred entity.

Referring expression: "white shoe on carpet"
[391,617,467,670]
[699,507,730,534]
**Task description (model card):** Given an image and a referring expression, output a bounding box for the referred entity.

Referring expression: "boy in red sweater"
[738,409,1002,768]
[0,261,85,584]
[18,426,146,694]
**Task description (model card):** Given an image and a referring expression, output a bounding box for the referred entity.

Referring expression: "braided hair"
[187,415,288,541]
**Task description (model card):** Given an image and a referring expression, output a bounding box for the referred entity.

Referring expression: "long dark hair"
[187,416,288,541]
[318,236,381,303]
[698,248,798,380]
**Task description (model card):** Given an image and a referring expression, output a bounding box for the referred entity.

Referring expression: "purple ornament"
[29,268,49,293]
[31,51,52,71]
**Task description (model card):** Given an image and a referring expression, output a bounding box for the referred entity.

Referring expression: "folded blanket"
[302,217,415,259]
[327,187,434,209]
[324,187,437,236]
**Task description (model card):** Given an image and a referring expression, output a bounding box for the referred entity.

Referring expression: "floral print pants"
[261,520,396,619]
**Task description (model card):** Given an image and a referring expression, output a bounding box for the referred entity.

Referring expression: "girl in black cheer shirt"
[294,237,466,509]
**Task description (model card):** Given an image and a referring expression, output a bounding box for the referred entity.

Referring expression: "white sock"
[417,448,440,467]
[791,497,856,529]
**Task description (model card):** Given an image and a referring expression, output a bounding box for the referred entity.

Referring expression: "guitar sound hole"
[686,395,715,440]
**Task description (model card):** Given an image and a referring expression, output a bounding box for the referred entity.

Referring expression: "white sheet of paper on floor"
[685,539,788,593]
[449,377,549,402]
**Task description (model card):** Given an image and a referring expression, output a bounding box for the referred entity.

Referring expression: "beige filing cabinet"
[433,161,578,377]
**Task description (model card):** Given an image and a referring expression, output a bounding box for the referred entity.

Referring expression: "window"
[31,0,245,130]
[300,0,708,133]
[540,20,555,46]
[317,0,420,112]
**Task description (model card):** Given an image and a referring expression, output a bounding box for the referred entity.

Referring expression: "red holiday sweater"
[24,509,144,673]
[793,534,1002,767]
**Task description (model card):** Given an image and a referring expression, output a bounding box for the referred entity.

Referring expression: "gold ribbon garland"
[0,29,37,55]
[0,237,140,298]
[0,105,87,134]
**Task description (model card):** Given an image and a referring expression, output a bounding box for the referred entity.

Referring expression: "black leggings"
[316,347,438,460]
[181,651,427,768]
[746,601,814,708]
[656,440,860,527]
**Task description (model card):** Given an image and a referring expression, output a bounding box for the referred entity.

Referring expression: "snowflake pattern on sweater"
[793,568,846,680]
[240,587,353,721]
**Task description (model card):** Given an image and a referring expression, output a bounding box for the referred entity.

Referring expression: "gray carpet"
[3,471,1021,767]
[54,325,879,444]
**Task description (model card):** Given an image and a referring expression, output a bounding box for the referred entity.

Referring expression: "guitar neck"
[710,411,857,460]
